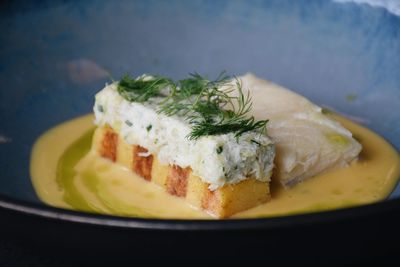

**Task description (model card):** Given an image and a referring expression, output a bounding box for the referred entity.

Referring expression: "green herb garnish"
[146,124,152,132]
[251,139,261,146]
[321,108,332,115]
[97,105,104,113]
[117,75,173,102]
[125,120,133,127]
[117,72,268,140]
[216,146,223,154]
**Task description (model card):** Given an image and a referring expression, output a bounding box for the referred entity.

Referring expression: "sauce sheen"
[30,114,400,219]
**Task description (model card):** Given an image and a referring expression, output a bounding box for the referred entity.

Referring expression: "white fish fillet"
[237,73,362,187]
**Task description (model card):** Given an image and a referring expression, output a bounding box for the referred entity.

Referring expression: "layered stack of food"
[92,73,362,218]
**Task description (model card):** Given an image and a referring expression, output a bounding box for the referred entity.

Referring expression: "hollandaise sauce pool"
[30,114,400,219]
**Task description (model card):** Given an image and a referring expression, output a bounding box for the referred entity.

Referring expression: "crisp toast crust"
[166,165,190,197]
[133,146,153,181]
[99,127,118,162]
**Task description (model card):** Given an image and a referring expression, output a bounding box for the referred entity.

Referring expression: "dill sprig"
[117,72,268,140]
[117,75,173,102]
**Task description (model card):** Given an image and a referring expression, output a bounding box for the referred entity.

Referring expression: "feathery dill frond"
[117,75,173,102]
[117,72,268,140]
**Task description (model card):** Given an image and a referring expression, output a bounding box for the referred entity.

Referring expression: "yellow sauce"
[30,114,400,219]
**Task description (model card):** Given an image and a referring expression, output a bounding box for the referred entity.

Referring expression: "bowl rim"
[1,193,399,231]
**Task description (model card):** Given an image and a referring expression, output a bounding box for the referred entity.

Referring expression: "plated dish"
[0,0,399,232]
[1,1,400,265]
[30,73,400,219]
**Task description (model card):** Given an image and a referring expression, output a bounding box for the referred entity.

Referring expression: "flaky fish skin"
[237,73,362,187]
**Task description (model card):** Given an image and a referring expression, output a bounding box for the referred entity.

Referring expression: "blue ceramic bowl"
[0,0,400,259]
[1,0,399,264]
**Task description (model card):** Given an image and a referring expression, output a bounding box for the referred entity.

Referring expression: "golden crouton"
[92,125,270,218]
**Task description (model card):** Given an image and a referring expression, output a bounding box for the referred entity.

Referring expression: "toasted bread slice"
[92,126,270,218]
